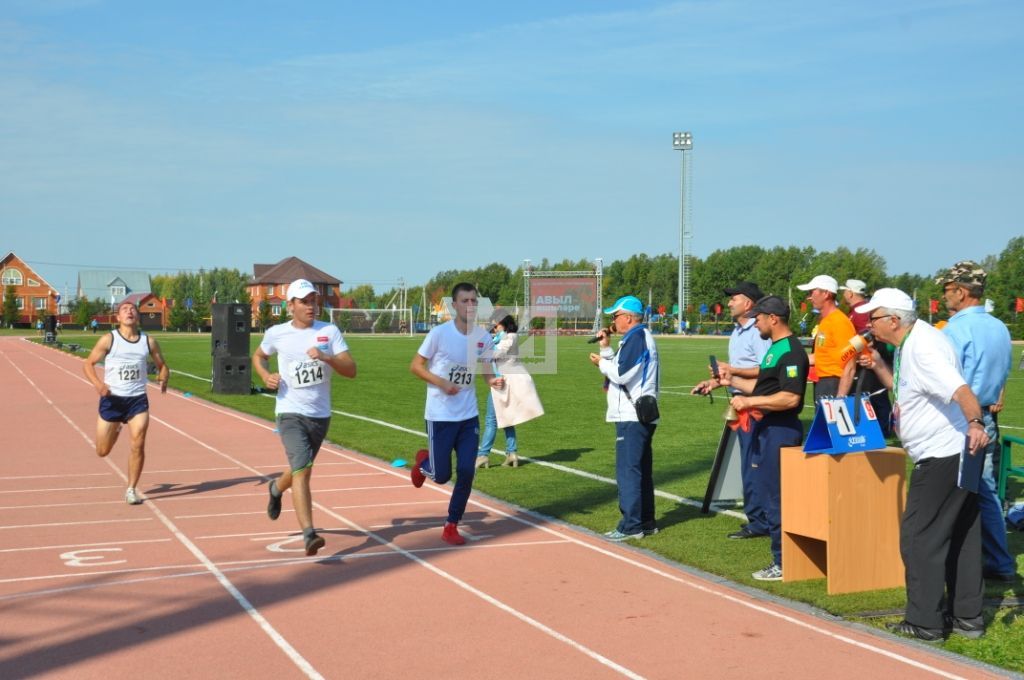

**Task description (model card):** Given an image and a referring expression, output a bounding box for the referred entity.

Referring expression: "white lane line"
[174,511,273,519]
[151,484,411,504]
[0,518,153,530]
[7,348,325,680]
[0,485,123,494]
[0,538,574,603]
[0,472,114,481]
[144,467,244,474]
[0,538,173,554]
[16,341,971,679]
[330,500,448,510]
[0,500,130,510]
[307,503,647,679]
[0,561,209,585]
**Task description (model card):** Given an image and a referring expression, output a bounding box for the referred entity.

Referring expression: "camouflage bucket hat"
[936,260,986,287]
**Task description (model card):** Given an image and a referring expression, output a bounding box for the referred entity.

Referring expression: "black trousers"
[901,454,983,630]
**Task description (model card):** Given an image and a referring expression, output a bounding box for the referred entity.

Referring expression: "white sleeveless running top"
[104,330,150,397]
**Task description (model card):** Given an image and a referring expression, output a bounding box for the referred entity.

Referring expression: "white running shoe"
[125,488,142,505]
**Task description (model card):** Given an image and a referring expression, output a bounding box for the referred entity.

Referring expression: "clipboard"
[958,439,983,493]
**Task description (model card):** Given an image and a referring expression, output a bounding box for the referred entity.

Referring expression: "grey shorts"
[276,414,330,473]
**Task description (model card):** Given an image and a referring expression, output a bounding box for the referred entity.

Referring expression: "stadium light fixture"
[673,131,693,333]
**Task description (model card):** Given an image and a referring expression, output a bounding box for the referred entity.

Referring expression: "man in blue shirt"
[939,261,1015,583]
[693,282,772,539]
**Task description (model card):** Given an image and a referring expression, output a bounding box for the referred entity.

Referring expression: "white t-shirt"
[418,320,490,421]
[894,320,968,462]
[259,320,348,418]
[104,329,150,397]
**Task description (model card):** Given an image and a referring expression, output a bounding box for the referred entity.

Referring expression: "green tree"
[2,285,19,327]
[988,237,1024,325]
[168,303,192,331]
[257,300,273,331]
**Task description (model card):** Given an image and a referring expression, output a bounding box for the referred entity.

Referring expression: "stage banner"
[529,277,598,318]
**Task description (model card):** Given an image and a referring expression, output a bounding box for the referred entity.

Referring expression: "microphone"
[839,331,874,364]
[587,327,614,344]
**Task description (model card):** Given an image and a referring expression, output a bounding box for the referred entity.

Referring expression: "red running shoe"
[410,449,429,488]
[442,522,465,545]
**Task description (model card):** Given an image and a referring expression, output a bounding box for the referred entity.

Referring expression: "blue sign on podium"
[803,395,887,454]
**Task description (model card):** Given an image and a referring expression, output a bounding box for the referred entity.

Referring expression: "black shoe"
[267,485,282,521]
[945,615,985,640]
[886,620,943,641]
[642,527,659,537]
[304,533,325,556]
[728,526,768,540]
[983,569,1016,583]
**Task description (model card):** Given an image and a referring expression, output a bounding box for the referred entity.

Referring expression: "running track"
[0,337,1008,679]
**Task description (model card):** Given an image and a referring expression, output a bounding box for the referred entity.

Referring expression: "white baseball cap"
[839,279,867,295]
[796,274,838,294]
[285,279,317,301]
[854,287,915,314]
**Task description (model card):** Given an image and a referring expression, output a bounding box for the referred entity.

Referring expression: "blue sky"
[2,0,1021,296]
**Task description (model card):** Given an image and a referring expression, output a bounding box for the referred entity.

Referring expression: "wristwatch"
[968,417,984,426]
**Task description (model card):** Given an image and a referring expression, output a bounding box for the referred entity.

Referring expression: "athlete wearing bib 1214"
[254,278,357,557]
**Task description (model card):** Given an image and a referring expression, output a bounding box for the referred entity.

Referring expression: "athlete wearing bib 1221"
[259,319,348,471]
[99,329,151,423]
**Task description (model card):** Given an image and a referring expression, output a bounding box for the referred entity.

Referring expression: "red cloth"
[728,408,764,432]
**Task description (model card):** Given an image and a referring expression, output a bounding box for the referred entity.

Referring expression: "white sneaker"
[125,488,142,505]
[752,563,782,581]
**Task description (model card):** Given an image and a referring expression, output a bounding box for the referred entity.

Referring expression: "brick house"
[1,252,59,324]
[247,257,351,321]
[122,292,168,331]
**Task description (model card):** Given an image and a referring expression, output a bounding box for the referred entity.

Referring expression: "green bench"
[999,434,1024,507]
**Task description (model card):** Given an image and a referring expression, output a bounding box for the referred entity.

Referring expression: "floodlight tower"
[673,131,693,334]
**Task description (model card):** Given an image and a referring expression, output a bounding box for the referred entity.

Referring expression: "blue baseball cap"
[603,295,644,316]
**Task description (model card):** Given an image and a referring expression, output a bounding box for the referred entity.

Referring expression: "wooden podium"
[781,446,907,594]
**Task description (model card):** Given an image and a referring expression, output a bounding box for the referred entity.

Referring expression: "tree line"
[41,237,1023,337]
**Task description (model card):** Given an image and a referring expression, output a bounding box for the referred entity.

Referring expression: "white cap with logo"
[286,279,317,301]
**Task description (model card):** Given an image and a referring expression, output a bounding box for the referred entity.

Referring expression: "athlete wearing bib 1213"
[254,278,357,557]
[409,282,503,546]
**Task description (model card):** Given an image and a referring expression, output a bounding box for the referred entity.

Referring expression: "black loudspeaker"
[211,303,251,357]
[212,356,251,394]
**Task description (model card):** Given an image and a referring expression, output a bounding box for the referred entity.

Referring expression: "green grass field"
[35,329,1024,672]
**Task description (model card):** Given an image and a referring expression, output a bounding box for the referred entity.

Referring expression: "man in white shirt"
[254,279,357,556]
[857,288,989,641]
[410,283,503,545]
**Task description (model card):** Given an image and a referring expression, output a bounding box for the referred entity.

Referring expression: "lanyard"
[892,325,913,402]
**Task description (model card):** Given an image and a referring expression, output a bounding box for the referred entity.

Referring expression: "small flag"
[929,299,938,313]
[1016,297,1024,313]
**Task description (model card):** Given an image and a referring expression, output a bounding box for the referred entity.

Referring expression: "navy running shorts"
[99,393,150,423]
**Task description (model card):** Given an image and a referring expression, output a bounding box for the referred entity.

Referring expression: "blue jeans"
[979,412,1015,575]
[615,421,657,534]
[477,392,517,455]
